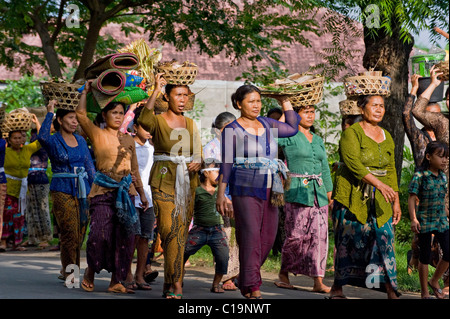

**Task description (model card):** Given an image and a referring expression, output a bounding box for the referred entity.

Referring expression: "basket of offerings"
[155,60,198,86]
[260,73,324,108]
[118,39,162,92]
[344,72,391,97]
[2,108,33,132]
[40,80,82,111]
[339,97,361,116]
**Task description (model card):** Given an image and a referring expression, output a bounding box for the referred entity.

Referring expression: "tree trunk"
[72,16,104,82]
[30,15,63,78]
[362,24,414,186]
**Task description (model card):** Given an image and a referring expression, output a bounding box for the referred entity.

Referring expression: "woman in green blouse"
[275,104,333,293]
[329,95,402,299]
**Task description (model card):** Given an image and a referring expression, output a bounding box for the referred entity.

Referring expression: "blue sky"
[415,30,449,50]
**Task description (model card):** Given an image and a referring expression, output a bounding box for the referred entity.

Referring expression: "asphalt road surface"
[0,247,431,318]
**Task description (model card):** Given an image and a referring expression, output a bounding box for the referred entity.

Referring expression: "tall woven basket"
[339,97,361,116]
[2,108,33,133]
[344,74,391,97]
[155,61,198,85]
[0,105,6,137]
[40,81,82,110]
[0,104,5,125]
[288,75,325,108]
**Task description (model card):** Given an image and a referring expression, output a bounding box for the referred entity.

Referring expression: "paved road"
[4,247,445,318]
[0,247,422,301]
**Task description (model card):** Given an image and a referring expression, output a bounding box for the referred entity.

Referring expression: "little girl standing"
[184,161,229,295]
[408,141,449,299]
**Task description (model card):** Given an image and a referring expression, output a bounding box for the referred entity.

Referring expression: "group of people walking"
[0,65,448,300]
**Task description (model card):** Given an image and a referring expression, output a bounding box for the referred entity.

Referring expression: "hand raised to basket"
[82,79,95,94]
[429,65,443,87]
[144,73,166,111]
[46,99,58,113]
[154,73,167,94]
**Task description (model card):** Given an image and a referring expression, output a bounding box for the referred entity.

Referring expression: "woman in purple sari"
[216,85,300,299]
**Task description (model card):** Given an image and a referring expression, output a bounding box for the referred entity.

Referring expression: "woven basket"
[435,61,449,82]
[3,108,33,132]
[155,62,198,85]
[288,75,325,108]
[40,81,82,110]
[0,104,5,124]
[154,92,196,113]
[339,98,361,116]
[344,75,391,97]
[359,71,383,76]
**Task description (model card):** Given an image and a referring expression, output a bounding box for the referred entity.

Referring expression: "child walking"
[408,141,449,299]
[184,161,229,294]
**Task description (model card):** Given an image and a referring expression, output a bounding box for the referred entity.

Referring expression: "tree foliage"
[0,75,45,111]
[143,0,320,70]
[0,1,322,82]
[317,0,449,46]
[0,0,147,80]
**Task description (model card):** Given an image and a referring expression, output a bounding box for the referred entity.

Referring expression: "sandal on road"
[274,281,295,290]
[222,280,237,291]
[81,269,94,292]
[428,281,444,299]
[210,285,225,293]
[144,270,159,283]
[81,279,94,292]
[107,283,135,294]
[136,282,152,290]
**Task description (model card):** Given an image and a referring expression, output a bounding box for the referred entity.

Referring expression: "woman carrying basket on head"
[38,99,95,280]
[76,80,149,294]
[216,85,300,299]
[329,94,402,299]
[1,113,41,251]
[138,73,202,299]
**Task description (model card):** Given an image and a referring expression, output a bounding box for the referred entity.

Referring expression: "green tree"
[0,75,45,111]
[0,0,148,81]
[1,1,321,83]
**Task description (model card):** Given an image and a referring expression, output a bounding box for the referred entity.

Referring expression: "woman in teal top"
[329,95,402,299]
[275,104,333,293]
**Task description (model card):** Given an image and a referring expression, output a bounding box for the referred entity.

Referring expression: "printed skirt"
[1,195,25,245]
[51,191,89,272]
[152,187,195,285]
[26,184,52,244]
[0,183,6,240]
[86,191,135,283]
[281,198,329,277]
[332,200,399,295]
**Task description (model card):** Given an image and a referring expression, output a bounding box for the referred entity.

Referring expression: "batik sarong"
[281,198,328,277]
[332,200,399,296]
[26,184,52,245]
[152,187,194,285]
[0,183,6,239]
[51,191,89,273]
[86,191,135,283]
[1,195,24,245]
